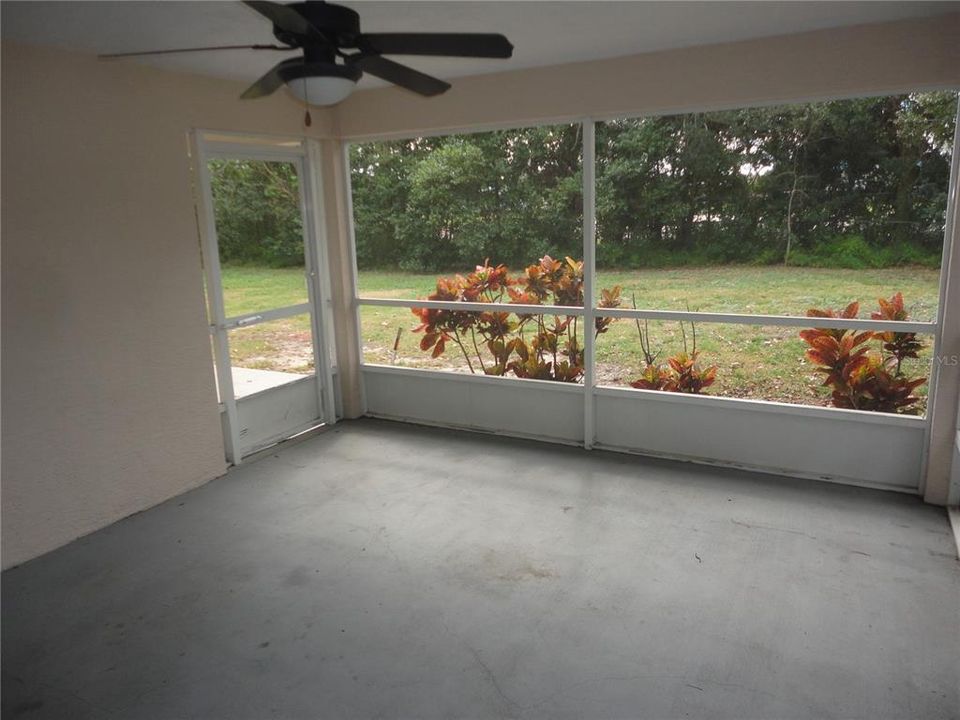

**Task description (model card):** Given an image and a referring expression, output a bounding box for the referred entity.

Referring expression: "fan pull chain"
[303,78,312,128]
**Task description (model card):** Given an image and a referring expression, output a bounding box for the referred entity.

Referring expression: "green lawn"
[220,265,310,318]
[222,264,941,411]
[220,265,314,374]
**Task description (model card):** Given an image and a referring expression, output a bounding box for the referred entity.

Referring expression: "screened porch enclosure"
[346,93,960,495]
[4,8,960,720]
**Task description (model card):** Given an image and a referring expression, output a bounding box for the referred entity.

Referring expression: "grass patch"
[220,264,310,318]
[224,264,941,411]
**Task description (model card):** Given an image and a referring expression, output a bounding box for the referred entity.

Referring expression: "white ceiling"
[3,1,959,92]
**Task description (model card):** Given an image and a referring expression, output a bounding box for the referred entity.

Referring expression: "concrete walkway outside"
[232,366,309,399]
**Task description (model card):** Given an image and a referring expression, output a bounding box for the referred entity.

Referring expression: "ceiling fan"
[100,0,514,108]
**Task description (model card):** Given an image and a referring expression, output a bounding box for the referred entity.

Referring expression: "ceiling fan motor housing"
[100,1,512,102]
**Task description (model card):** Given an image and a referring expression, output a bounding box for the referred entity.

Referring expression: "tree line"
[210,92,957,271]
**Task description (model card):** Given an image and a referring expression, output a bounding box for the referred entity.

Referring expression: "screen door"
[193,133,336,463]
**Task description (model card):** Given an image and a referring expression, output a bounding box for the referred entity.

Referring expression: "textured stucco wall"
[335,14,960,138]
[0,41,335,568]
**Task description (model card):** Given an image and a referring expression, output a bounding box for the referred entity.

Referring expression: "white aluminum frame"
[191,130,337,463]
[340,142,368,415]
[582,120,598,449]
[357,297,935,334]
[923,96,960,497]
[192,132,242,462]
[345,94,960,493]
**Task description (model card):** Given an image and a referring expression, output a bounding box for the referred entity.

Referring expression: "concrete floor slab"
[3,419,958,719]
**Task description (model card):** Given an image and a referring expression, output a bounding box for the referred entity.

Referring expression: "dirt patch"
[232,327,315,373]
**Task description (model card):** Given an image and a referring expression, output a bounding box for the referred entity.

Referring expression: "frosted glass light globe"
[288,75,358,106]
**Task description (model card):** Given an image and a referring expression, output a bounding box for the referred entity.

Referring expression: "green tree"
[352,125,582,272]
[345,92,957,273]
[208,159,304,267]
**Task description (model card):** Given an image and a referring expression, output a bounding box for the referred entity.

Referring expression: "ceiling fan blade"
[353,55,451,97]
[358,33,513,58]
[243,1,324,40]
[241,58,297,99]
[99,44,293,59]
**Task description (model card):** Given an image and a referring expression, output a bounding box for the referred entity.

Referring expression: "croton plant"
[412,262,923,412]
[629,315,718,394]
[412,256,622,383]
[799,292,926,414]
